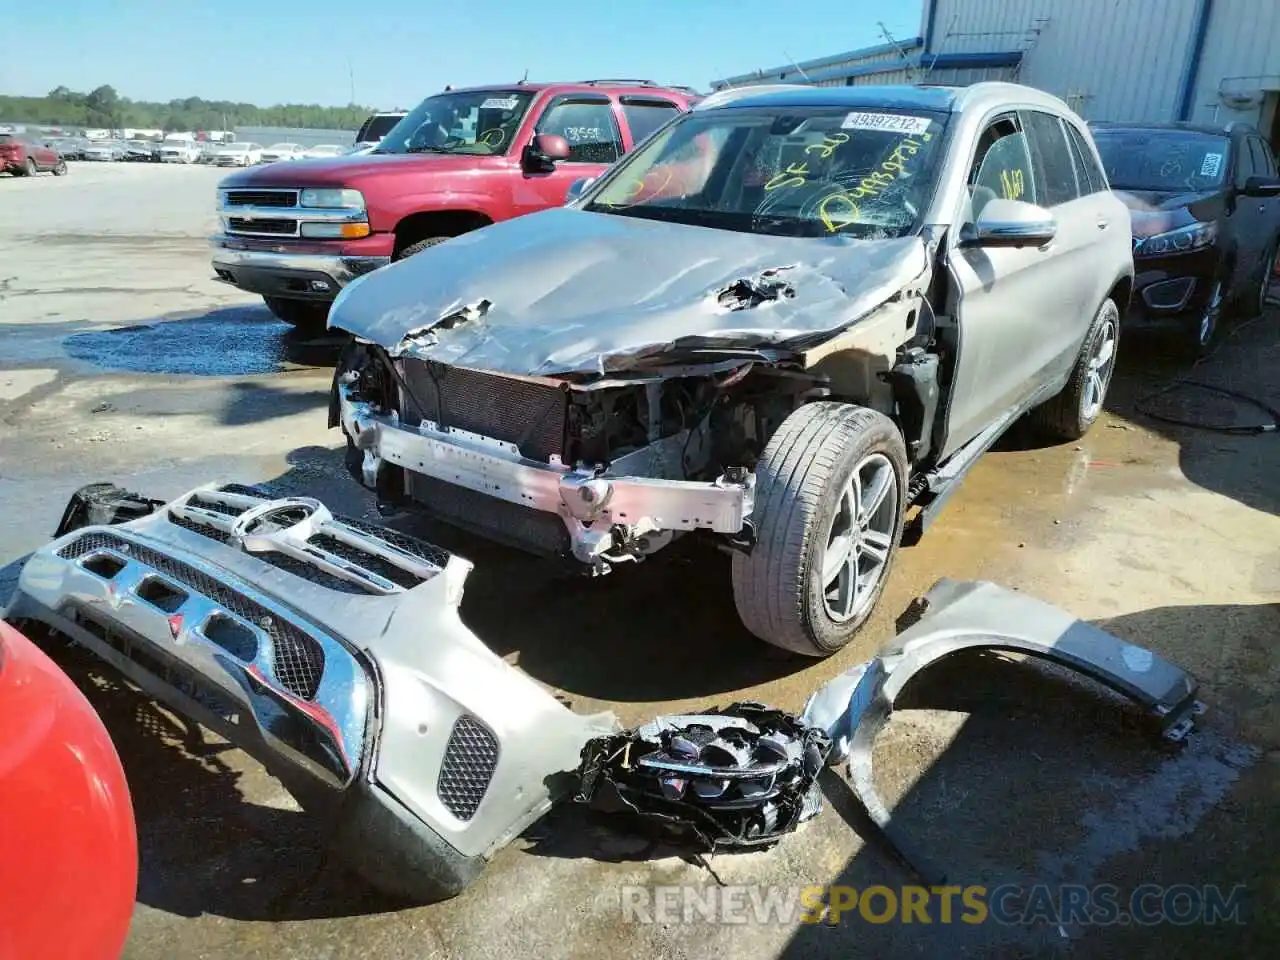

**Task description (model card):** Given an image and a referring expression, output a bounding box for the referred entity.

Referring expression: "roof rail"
[581,78,657,86]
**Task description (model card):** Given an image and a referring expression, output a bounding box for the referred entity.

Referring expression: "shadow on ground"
[779,598,1277,958]
[60,304,348,376]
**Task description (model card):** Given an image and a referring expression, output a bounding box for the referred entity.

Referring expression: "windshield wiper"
[404,145,455,154]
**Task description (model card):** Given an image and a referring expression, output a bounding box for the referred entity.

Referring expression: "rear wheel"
[23,157,37,177]
[263,296,330,332]
[731,402,908,656]
[1029,297,1119,441]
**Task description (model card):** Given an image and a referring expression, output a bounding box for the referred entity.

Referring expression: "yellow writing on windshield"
[999,167,1025,200]
[804,133,850,159]
[843,131,931,201]
[818,192,861,233]
[764,161,810,191]
[600,167,675,207]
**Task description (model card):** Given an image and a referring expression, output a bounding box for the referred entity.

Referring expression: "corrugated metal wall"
[927,0,1199,121]
[1188,0,1280,128]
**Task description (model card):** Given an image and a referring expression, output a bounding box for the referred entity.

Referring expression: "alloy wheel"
[821,453,898,623]
[1081,309,1118,422]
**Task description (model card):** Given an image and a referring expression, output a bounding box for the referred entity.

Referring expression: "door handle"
[1096,218,1109,229]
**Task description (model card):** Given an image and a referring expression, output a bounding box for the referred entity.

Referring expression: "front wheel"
[1028,297,1119,442]
[52,160,67,176]
[731,402,908,656]
[263,296,330,332]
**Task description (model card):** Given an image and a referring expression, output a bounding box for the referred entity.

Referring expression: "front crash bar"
[802,578,1205,883]
[338,382,754,562]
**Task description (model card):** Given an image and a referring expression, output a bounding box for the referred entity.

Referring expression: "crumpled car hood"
[329,206,928,377]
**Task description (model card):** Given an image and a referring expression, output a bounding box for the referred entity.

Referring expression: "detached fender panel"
[802,578,1203,881]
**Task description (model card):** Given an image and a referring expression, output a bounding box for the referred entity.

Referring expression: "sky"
[1,0,924,107]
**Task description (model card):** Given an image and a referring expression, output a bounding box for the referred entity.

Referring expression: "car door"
[941,112,1078,458]
[1243,136,1280,288]
[511,94,624,214]
[1225,136,1263,281]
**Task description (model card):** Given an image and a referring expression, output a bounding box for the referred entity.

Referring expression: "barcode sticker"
[481,97,520,110]
[841,112,932,135]
[1200,152,1223,177]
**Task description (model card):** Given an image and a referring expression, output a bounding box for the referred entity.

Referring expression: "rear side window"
[536,98,622,163]
[1235,138,1256,187]
[1021,111,1080,207]
[1065,124,1107,194]
[620,99,681,146]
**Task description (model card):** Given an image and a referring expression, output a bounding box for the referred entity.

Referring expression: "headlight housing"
[300,188,365,210]
[300,222,371,239]
[1134,220,1218,257]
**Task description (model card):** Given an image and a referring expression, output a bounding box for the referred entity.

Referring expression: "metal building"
[712,0,1280,147]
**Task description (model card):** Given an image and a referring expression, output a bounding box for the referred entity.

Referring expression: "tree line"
[0,85,375,132]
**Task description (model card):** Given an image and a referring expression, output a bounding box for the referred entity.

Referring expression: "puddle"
[62,306,348,375]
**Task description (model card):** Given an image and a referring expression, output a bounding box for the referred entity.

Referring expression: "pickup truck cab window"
[536,96,622,163]
[619,98,681,145]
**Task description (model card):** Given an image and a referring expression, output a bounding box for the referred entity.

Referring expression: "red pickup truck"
[211,79,698,329]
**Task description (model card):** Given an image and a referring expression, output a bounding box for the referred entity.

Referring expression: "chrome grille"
[224,189,298,207]
[227,217,298,237]
[437,715,500,821]
[57,533,325,700]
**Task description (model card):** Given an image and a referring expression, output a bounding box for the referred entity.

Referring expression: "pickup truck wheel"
[394,237,449,261]
[731,402,907,657]
[52,160,68,176]
[22,157,38,176]
[1028,297,1119,442]
[263,296,329,332]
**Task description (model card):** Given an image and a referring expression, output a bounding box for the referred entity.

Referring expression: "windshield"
[1092,128,1230,193]
[374,90,536,156]
[583,106,947,239]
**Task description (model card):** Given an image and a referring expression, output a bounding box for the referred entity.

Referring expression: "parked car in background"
[47,136,87,160]
[211,79,697,328]
[329,82,1133,654]
[302,143,347,159]
[212,141,263,166]
[260,142,307,163]
[1,133,67,176]
[125,139,162,162]
[83,140,126,161]
[161,137,203,163]
[349,109,407,153]
[1091,121,1280,353]
[0,619,137,959]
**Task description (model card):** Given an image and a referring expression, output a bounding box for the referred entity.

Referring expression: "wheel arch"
[393,210,494,258]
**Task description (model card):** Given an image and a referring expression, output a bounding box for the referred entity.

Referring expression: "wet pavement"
[2,164,1278,958]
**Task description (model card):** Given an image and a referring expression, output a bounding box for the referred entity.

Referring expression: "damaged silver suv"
[330,82,1133,655]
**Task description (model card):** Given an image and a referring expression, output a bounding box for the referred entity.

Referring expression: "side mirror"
[565,177,595,204]
[1243,175,1280,198]
[524,133,570,169]
[959,198,1058,248]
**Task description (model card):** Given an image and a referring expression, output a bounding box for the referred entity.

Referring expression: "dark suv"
[1090,121,1280,352]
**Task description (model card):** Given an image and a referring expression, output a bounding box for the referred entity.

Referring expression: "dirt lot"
[2,162,1278,959]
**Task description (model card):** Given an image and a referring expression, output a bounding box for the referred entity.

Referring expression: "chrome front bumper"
[337,380,755,567]
[4,484,616,901]
[210,240,390,294]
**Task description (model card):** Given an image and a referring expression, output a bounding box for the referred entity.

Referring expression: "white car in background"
[301,143,346,159]
[83,140,125,161]
[348,110,407,153]
[260,142,306,163]
[160,139,202,163]
[211,142,263,167]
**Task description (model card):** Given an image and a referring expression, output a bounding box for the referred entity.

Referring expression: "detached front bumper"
[337,381,755,568]
[4,484,615,902]
[211,236,390,301]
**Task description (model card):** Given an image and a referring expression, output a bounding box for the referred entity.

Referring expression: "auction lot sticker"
[842,112,932,135]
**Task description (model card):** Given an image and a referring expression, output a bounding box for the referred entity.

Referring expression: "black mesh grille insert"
[337,517,452,569]
[58,533,325,700]
[437,715,500,821]
[401,362,567,463]
[187,494,244,517]
[307,533,425,589]
[255,551,376,595]
[168,511,231,544]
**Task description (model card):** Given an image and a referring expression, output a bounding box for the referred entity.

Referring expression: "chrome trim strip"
[209,241,390,285]
[219,204,367,222]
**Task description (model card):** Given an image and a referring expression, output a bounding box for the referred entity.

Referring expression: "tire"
[263,296,330,332]
[52,160,67,176]
[1028,297,1119,442]
[23,157,37,177]
[1185,278,1224,359]
[394,236,450,261]
[1248,240,1279,320]
[731,402,908,656]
